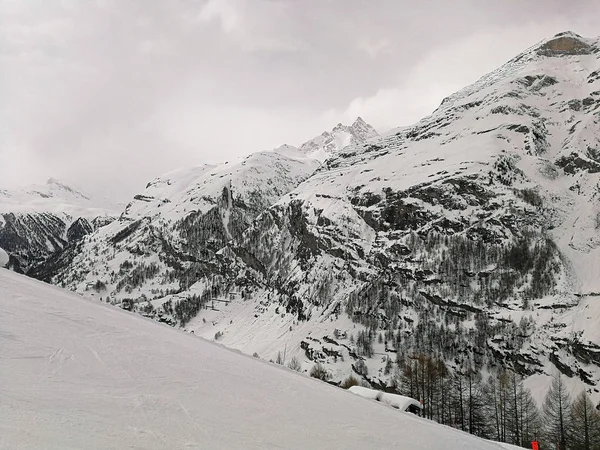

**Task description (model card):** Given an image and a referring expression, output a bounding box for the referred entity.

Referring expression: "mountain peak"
[352,116,367,126]
[351,116,378,136]
[44,178,90,200]
[0,177,122,217]
[46,177,70,188]
[552,30,584,39]
[297,118,380,160]
[536,31,594,56]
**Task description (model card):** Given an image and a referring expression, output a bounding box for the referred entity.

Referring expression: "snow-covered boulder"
[0,246,8,268]
[349,386,423,413]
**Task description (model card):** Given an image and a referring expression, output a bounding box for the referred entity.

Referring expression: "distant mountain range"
[0,178,118,273]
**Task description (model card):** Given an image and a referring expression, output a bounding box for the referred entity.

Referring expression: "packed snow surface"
[0,270,509,450]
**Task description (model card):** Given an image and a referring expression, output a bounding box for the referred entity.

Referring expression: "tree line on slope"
[310,353,600,449]
[394,354,598,449]
[341,229,565,383]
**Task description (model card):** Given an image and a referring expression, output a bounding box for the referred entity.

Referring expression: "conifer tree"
[570,390,600,450]
[542,374,572,450]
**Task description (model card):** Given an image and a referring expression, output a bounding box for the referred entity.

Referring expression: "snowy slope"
[0,269,509,450]
[297,117,379,161]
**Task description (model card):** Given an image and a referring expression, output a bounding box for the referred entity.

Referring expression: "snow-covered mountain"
[44,151,319,307]
[41,31,600,415]
[0,178,118,273]
[1,268,516,450]
[0,177,115,216]
[223,30,600,397]
[296,116,379,160]
[225,30,600,400]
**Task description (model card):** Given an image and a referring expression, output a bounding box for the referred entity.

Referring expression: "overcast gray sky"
[1,0,598,200]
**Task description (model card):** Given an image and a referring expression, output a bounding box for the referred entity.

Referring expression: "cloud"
[195,0,307,53]
[358,38,392,58]
[197,0,241,34]
[323,84,458,132]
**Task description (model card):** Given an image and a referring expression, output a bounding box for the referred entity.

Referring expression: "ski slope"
[0,269,509,450]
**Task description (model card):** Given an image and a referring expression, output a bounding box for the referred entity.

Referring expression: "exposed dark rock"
[377,192,437,231]
[442,177,494,207]
[419,290,482,313]
[286,200,321,262]
[556,152,600,174]
[350,191,382,208]
[538,34,592,56]
[487,345,543,377]
[588,70,600,84]
[519,74,558,90]
[571,341,600,365]
[67,218,93,242]
[323,336,339,346]
[410,185,466,210]
[583,97,596,107]
[549,352,576,378]
[388,243,411,257]
[133,194,154,202]
[507,124,530,134]
[111,220,143,245]
[579,368,596,386]
[232,246,267,277]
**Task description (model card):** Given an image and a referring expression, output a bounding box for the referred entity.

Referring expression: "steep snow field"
[0,269,509,450]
